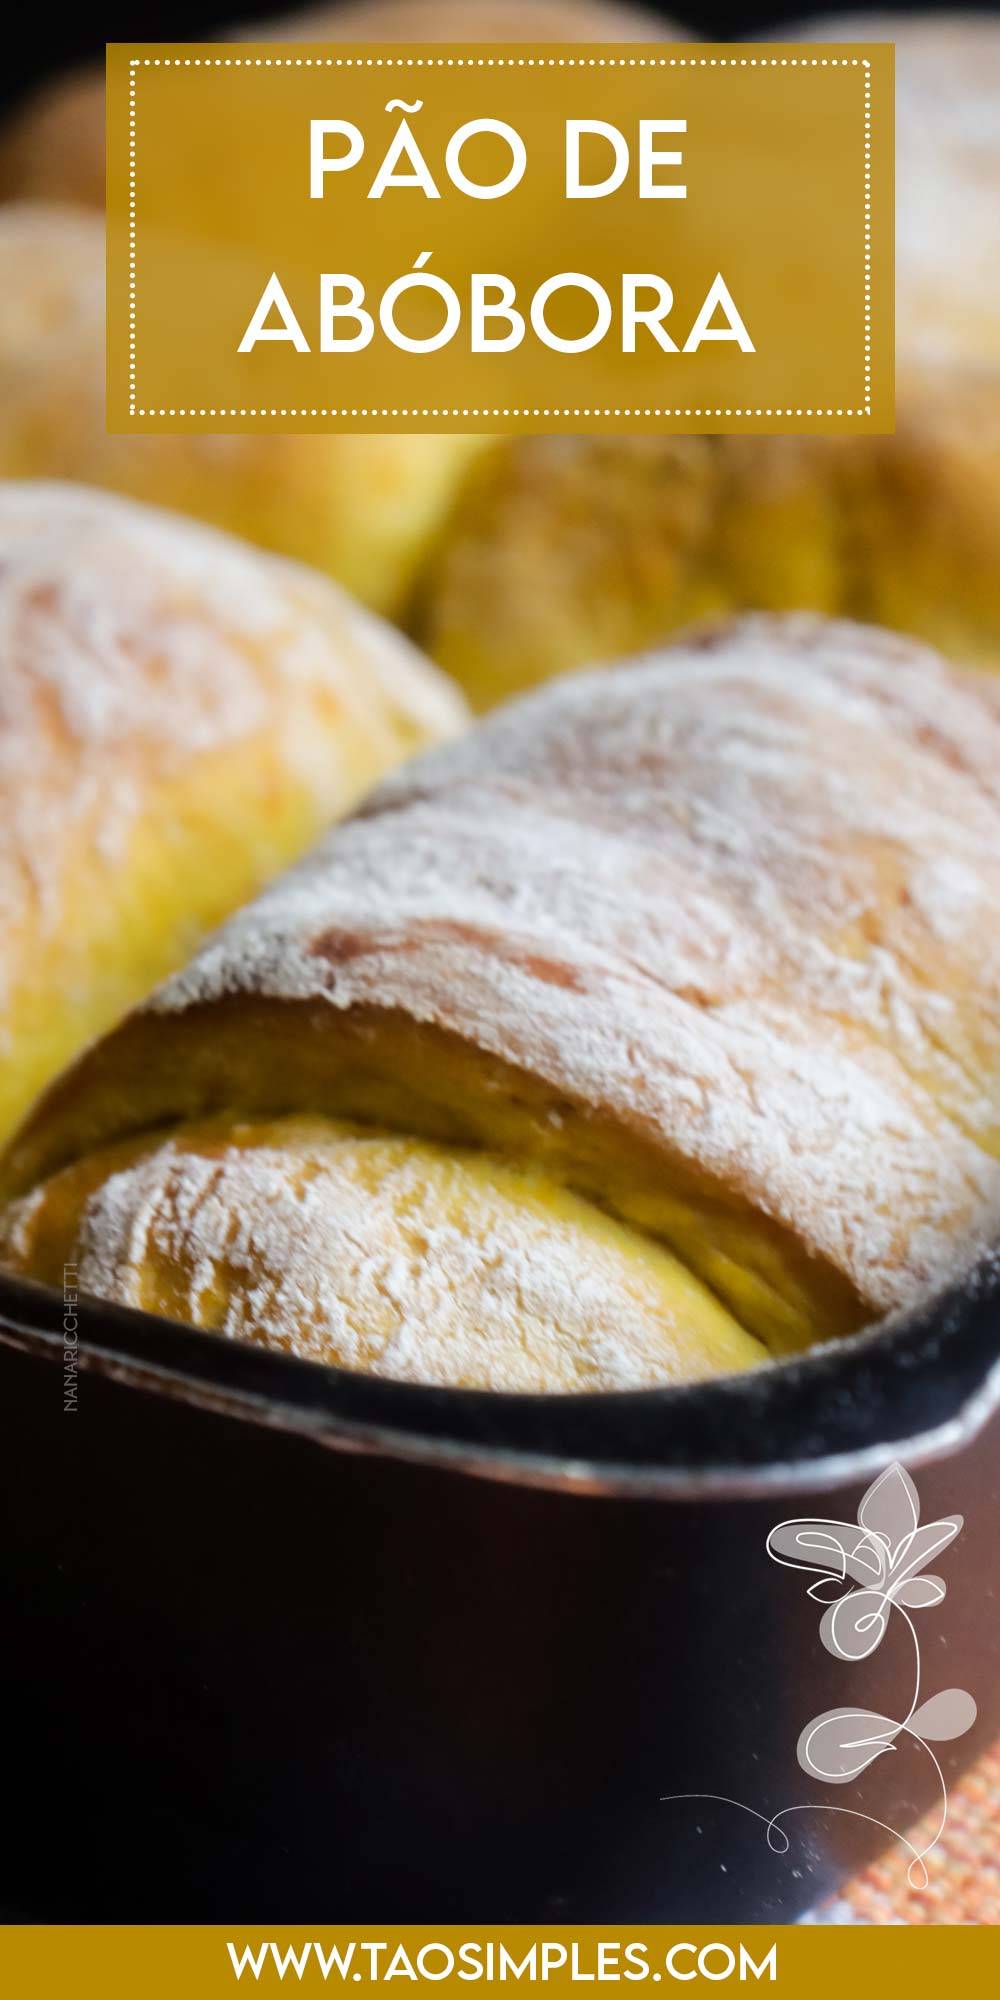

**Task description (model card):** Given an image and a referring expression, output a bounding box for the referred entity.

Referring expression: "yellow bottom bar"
[0,1925,992,1998]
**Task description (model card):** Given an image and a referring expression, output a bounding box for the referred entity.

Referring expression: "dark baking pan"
[0,1254,997,1922]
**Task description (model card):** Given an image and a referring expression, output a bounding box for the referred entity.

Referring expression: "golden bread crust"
[414,380,1000,707]
[0,478,465,1141]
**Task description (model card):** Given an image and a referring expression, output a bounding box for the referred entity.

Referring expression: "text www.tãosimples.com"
[227,1941,778,1985]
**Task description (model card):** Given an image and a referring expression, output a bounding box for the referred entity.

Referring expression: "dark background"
[3,3,1000,117]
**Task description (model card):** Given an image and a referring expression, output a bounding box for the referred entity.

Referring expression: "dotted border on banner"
[126,54,875,423]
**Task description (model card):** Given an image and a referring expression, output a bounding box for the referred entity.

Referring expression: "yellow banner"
[106,43,894,436]
[0,1926,995,1996]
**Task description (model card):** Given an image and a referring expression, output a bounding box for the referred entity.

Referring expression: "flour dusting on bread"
[0,1113,761,1392]
[0,481,463,942]
[134,616,1000,1319]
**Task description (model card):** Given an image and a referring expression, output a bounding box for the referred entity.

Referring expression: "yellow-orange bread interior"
[0,1115,764,1393]
[0,479,466,1143]
[2,615,999,1392]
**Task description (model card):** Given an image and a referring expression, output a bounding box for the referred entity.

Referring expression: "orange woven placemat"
[832,1737,1000,1924]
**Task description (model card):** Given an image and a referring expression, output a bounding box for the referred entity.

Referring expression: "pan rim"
[3,1249,998,1499]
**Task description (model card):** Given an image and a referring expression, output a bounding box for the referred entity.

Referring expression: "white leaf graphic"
[820,1587,890,1662]
[767,1519,887,1587]
[893,1574,946,1611]
[807,1575,851,1604]
[888,1517,963,1589]
[798,1707,899,1784]
[858,1463,920,1560]
[908,1689,978,1742]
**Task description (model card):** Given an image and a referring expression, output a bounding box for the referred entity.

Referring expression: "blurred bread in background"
[778,14,1000,375]
[0,0,670,210]
[279,0,668,41]
[0,202,485,616]
[3,7,998,712]
[0,0,671,609]
[409,13,1000,704]
[0,66,108,211]
[412,374,1000,708]
[0,479,465,1143]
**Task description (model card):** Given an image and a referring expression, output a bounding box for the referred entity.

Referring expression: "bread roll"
[0,203,484,618]
[0,66,107,211]
[3,616,998,1391]
[0,479,465,1144]
[412,13,1000,705]
[414,380,1000,707]
[0,0,669,211]
[282,0,668,41]
[0,0,670,598]
[779,14,1000,375]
